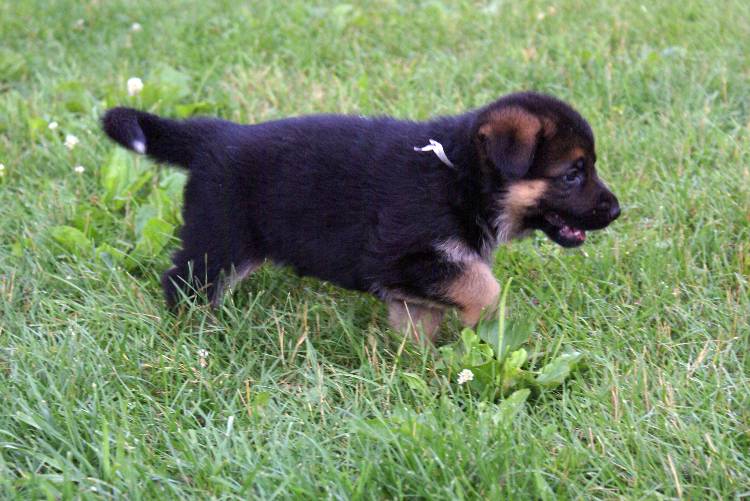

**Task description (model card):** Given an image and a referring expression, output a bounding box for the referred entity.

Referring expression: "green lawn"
[1,0,749,498]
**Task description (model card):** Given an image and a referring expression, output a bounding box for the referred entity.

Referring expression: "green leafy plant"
[46,64,223,269]
[437,279,584,402]
[50,150,186,269]
[46,67,216,267]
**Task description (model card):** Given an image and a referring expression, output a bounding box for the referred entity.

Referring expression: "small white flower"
[64,134,79,150]
[536,11,546,20]
[131,22,142,32]
[74,165,85,174]
[198,348,209,367]
[48,121,59,130]
[74,18,85,29]
[127,77,144,96]
[0,163,4,177]
[457,369,474,385]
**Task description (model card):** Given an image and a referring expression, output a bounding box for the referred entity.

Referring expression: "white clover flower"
[0,163,5,177]
[198,348,209,368]
[127,77,144,96]
[536,11,546,20]
[457,369,474,385]
[64,134,79,150]
[48,121,59,130]
[131,22,142,32]
[74,165,85,174]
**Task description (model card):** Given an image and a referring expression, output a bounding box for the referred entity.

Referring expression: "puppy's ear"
[478,107,543,180]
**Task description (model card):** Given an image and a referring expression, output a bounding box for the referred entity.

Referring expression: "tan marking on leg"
[443,261,500,326]
[388,300,445,344]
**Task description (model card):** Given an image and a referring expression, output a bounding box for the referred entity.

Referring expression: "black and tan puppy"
[102,92,619,342]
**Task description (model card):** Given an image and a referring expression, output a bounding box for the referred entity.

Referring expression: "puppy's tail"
[101,107,209,169]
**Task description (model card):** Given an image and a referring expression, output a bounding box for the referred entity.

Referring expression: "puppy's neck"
[424,112,524,259]
[423,114,478,171]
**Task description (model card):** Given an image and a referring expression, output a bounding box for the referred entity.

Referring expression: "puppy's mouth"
[540,212,587,247]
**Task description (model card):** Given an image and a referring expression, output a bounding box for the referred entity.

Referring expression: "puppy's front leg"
[443,261,500,326]
[387,300,445,344]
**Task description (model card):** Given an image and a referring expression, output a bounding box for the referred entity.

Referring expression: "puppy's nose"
[596,193,620,222]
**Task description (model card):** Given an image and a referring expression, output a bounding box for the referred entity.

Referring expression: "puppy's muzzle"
[596,190,621,222]
[584,186,620,230]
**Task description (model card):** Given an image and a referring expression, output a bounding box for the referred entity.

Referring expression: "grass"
[1,0,749,498]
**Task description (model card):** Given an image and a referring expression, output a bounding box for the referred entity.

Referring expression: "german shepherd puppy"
[102,92,620,342]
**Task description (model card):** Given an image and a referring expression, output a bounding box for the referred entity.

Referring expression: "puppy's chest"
[435,237,491,266]
[480,201,532,254]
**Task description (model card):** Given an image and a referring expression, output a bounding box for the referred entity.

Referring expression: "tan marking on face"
[500,179,548,233]
[505,179,548,214]
[490,180,548,246]
[388,300,445,344]
[544,147,588,178]
[443,261,500,326]
[545,146,586,177]
[567,146,586,161]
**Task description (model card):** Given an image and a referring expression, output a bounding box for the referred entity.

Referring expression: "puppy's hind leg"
[161,250,221,310]
[161,209,260,310]
[162,171,264,310]
[210,258,263,308]
[162,248,262,310]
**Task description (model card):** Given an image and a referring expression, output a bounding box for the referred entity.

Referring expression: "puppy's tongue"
[560,225,586,242]
[544,212,586,242]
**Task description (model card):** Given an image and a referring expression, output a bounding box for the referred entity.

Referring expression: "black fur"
[101,92,619,311]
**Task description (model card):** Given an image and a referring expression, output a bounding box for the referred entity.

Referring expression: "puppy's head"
[475,92,620,247]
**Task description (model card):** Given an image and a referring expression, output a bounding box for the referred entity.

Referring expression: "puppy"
[102,92,620,342]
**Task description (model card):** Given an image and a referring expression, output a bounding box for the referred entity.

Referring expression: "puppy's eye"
[560,158,586,187]
[561,160,585,186]
[562,171,581,184]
